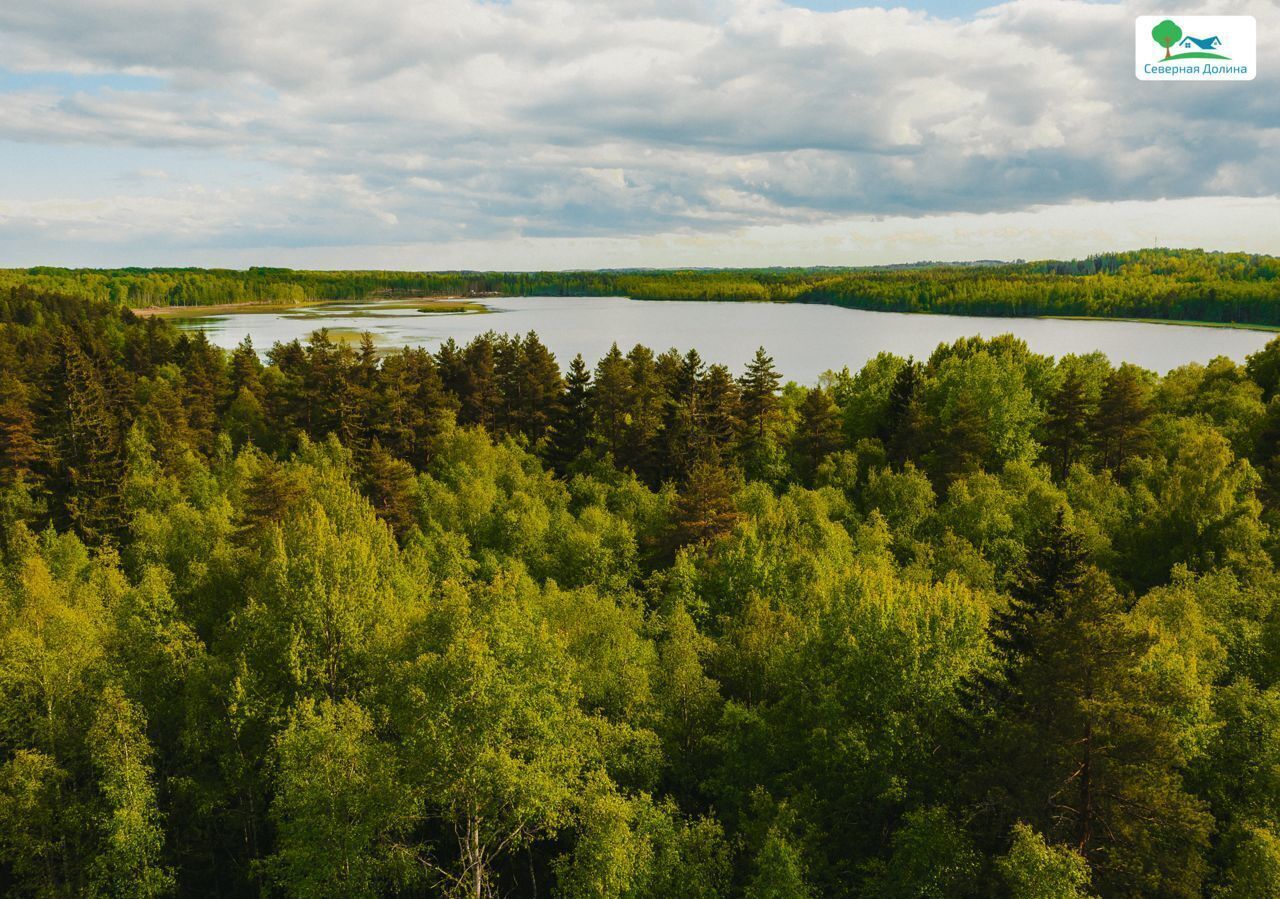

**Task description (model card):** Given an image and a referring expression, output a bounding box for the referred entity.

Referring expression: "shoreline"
[130,295,480,318]
[1039,314,1280,333]
[129,296,1280,335]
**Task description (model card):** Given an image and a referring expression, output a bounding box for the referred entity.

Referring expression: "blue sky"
[0,0,1274,269]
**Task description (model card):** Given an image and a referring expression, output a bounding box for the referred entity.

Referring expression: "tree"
[513,332,564,443]
[591,344,633,458]
[265,699,414,899]
[744,827,812,899]
[45,330,128,545]
[358,442,419,539]
[1041,368,1091,481]
[0,371,43,486]
[1215,826,1280,899]
[996,823,1091,899]
[391,575,600,899]
[867,807,979,899]
[990,511,1089,664]
[880,358,925,464]
[1152,19,1182,58]
[86,685,174,898]
[982,564,1212,896]
[793,387,843,484]
[700,364,742,461]
[739,347,781,447]
[1091,365,1152,470]
[670,459,742,549]
[550,354,593,472]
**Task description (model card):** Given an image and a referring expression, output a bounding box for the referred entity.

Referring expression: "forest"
[3,282,1280,898]
[4,247,1280,326]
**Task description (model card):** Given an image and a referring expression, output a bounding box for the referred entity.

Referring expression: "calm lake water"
[174,296,1278,384]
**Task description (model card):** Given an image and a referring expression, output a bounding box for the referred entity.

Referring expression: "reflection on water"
[174,296,1278,384]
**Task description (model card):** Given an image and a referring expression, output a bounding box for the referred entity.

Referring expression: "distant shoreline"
[129,297,1280,335]
[1041,315,1280,333]
[130,296,479,318]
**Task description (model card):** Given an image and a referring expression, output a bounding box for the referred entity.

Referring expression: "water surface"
[175,296,1277,383]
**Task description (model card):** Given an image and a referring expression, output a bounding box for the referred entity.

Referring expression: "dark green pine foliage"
[881,359,927,466]
[1041,368,1092,481]
[793,386,843,484]
[377,347,453,467]
[590,344,632,460]
[0,369,43,486]
[739,347,781,447]
[991,510,1089,664]
[983,515,1212,897]
[458,334,501,432]
[514,332,564,443]
[932,388,990,483]
[662,349,709,482]
[549,353,593,473]
[621,345,667,484]
[1091,365,1153,471]
[44,329,128,545]
[699,363,742,462]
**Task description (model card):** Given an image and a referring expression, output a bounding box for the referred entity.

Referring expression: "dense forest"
[5,283,1280,898]
[4,247,1280,325]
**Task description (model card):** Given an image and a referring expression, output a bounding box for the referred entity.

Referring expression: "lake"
[173,295,1278,384]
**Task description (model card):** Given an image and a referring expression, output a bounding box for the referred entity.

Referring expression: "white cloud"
[0,0,1276,264]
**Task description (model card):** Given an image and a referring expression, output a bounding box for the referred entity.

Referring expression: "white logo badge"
[1135,16,1256,81]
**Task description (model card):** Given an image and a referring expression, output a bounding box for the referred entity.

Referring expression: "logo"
[1135,16,1255,81]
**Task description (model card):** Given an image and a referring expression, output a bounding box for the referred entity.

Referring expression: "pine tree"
[793,386,843,484]
[459,335,501,432]
[45,331,127,545]
[550,354,593,472]
[514,332,564,443]
[700,363,742,461]
[359,442,418,539]
[882,360,928,466]
[990,510,1089,664]
[590,344,633,459]
[739,347,781,447]
[931,388,989,482]
[0,370,43,485]
[620,345,666,482]
[670,458,742,549]
[981,525,1212,896]
[1091,365,1153,470]
[662,349,709,482]
[1041,368,1092,481]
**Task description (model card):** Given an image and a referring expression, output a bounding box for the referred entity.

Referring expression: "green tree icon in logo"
[1152,19,1182,59]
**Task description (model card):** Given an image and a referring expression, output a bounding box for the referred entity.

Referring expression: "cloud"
[0,0,1276,263]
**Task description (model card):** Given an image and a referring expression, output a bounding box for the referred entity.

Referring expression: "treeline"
[4,247,1280,323]
[4,284,1280,896]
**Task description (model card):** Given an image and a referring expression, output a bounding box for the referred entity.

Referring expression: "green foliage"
[6,247,1280,326]
[1,287,1279,897]
[996,822,1092,899]
[265,698,414,898]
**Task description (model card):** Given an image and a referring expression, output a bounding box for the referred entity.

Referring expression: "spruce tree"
[1091,365,1153,470]
[793,386,843,484]
[739,347,781,446]
[1041,368,1092,481]
[550,354,593,473]
[590,344,632,459]
[882,359,928,466]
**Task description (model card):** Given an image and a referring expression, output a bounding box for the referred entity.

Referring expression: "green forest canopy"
[4,285,1280,896]
[4,246,1280,324]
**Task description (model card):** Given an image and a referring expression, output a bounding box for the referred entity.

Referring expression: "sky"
[0,0,1276,270]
